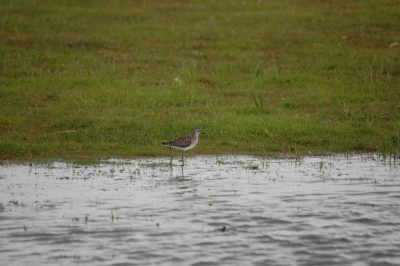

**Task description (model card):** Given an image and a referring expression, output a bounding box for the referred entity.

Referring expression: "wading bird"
[162,128,204,165]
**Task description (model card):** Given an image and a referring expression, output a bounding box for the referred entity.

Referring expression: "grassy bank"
[1,0,399,160]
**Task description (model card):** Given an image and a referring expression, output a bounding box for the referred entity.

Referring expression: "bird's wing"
[163,134,192,148]
[173,135,193,147]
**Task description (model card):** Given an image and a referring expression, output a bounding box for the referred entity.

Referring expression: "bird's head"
[193,128,205,135]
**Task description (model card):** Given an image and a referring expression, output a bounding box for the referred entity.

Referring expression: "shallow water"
[1,155,400,266]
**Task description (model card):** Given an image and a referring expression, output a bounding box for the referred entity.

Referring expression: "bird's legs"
[181,151,185,166]
[169,147,173,164]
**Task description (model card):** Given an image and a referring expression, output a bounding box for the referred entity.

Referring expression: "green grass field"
[1,0,399,160]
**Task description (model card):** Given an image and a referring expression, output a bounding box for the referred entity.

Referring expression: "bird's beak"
[201,131,205,135]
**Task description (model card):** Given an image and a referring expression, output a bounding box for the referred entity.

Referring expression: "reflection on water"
[0,155,399,265]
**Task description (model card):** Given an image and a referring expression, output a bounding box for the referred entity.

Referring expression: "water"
[0,155,399,266]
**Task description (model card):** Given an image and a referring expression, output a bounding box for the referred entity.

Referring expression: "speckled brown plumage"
[162,128,204,165]
[162,128,203,153]
[162,134,193,149]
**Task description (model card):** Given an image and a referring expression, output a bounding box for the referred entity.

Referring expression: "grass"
[0,0,399,160]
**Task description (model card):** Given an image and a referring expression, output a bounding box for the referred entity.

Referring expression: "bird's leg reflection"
[174,164,185,180]
[180,164,184,178]
[169,159,173,178]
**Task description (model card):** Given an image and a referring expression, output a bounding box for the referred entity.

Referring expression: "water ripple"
[0,155,399,265]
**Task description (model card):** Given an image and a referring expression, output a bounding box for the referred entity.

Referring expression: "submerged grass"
[0,0,399,160]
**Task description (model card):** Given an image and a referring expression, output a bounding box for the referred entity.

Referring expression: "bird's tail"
[162,141,172,147]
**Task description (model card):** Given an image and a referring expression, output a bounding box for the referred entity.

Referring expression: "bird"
[162,128,204,165]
